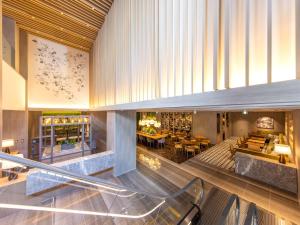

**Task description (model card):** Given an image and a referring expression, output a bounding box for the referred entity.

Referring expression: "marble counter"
[235,152,297,194]
[26,151,114,195]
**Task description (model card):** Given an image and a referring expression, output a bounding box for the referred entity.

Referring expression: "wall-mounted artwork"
[28,35,89,109]
[256,117,274,129]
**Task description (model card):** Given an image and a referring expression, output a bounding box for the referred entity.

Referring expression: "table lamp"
[2,139,14,154]
[274,144,291,164]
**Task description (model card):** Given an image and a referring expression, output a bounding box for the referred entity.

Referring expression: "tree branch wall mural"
[28,35,89,109]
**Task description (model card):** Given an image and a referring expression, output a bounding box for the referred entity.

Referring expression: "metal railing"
[217,194,240,225]
[177,202,202,225]
[0,152,204,222]
[244,203,259,225]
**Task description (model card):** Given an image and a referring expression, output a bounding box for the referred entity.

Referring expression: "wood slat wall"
[3,0,114,51]
[91,0,298,108]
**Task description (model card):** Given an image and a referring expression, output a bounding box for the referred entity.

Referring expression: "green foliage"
[142,126,157,135]
[42,111,82,116]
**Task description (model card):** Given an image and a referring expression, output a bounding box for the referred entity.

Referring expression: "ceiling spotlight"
[31,16,35,19]
[242,110,248,115]
[60,12,64,15]
[92,7,95,10]
[193,110,197,115]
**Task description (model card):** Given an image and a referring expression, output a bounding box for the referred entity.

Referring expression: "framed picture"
[256,117,274,129]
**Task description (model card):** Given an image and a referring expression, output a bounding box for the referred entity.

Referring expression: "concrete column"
[107,111,136,176]
[292,110,300,202]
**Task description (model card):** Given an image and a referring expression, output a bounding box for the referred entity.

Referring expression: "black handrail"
[177,202,201,225]
[217,194,240,225]
[0,152,204,200]
[244,203,258,225]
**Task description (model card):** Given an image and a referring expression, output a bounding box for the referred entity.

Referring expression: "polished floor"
[138,146,300,224]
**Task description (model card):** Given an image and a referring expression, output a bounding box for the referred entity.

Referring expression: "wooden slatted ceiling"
[3,0,114,52]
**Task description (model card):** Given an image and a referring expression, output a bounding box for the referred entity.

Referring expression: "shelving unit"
[39,115,92,163]
[160,112,192,132]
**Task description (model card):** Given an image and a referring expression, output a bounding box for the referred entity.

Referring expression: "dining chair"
[174,144,183,155]
[146,138,155,148]
[185,146,195,158]
[157,138,165,148]
[193,145,200,154]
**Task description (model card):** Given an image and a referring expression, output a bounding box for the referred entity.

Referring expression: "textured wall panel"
[91,0,298,108]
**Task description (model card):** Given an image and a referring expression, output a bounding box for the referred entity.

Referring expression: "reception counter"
[235,151,297,194]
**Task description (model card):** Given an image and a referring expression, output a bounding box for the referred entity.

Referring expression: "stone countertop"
[235,152,297,194]
[235,151,296,168]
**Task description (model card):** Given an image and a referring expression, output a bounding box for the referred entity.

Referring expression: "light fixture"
[274,144,291,164]
[92,7,95,10]
[193,110,197,115]
[242,110,248,115]
[2,139,14,153]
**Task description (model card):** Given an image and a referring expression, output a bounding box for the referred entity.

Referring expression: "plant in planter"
[61,139,76,150]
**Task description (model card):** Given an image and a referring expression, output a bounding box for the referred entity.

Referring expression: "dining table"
[136,131,168,140]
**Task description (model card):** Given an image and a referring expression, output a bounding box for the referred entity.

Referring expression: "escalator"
[0,153,290,225]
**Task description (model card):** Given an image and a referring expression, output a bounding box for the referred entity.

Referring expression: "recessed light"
[242,110,248,115]
[60,12,64,15]
[193,110,197,115]
[92,7,95,10]
[31,16,35,19]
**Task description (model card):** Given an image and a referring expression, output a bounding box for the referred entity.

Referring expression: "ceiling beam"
[3,4,94,43]
[18,25,90,52]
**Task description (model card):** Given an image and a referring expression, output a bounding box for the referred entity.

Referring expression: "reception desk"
[235,151,297,194]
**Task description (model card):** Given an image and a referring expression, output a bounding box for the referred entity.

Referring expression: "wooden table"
[195,135,206,140]
[137,132,168,140]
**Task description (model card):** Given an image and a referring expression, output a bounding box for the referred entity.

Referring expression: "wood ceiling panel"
[3,0,113,52]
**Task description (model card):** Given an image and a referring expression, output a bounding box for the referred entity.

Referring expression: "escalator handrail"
[0,152,203,200]
[217,194,240,225]
[244,203,258,225]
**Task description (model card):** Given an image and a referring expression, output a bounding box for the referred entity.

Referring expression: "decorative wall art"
[28,35,89,109]
[256,117,274,130]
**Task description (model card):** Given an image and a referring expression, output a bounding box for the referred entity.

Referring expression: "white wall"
[230,112,285,137]
[192,112,217,144]
[91,0,297,108]
[2,60,25,110]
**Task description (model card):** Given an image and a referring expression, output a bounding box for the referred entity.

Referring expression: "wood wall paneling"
[0,0,3,148]
[28,111,42,159]
[89,111,107,152]
[3,110,27,156]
